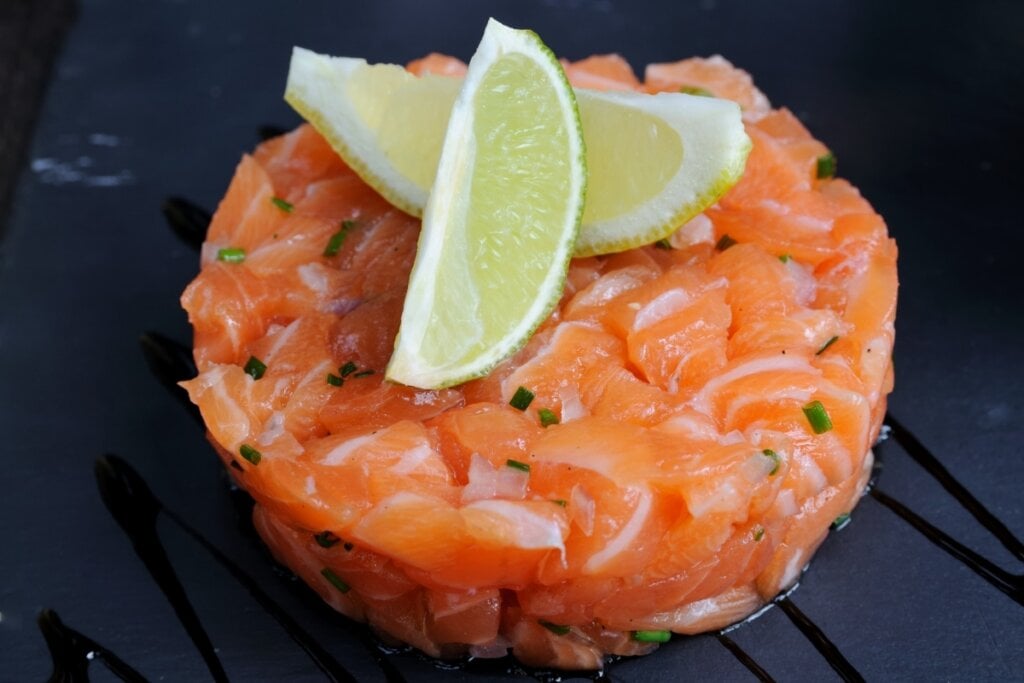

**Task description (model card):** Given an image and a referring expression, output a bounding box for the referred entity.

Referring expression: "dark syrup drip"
[870,415,1023,605]
[871,489,1023,605]
[38,609,148,683]
[93,454,366,683]
[94,455,229,682]
[161,197,210,252]
[776,598,864,683]
[257,125,289,141]
[138,329,407,681]
[716,634,775,682]
[883,414,1024,563]
[229,488,406,681]
[139,332,201,424]
[161,506,362,683]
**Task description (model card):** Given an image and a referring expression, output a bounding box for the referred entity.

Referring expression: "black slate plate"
[2,1,1023,681]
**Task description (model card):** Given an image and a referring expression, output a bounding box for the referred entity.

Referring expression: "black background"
[2,0,1023,680]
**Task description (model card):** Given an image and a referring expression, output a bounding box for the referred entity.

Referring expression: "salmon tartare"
[181,52,897,669]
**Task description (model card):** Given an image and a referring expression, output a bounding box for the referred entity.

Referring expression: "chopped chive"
[816,151,836,179]
[715,234,737,251]
[802,400,834,434]
[353,369,375,378]
[320,567,350,593]
[216,247,246,263]
[779,254,791,263]
[539,620,571,636]
[632,630,671,643]
[816,335,839,355]
[323,220,355,257]
[239,444,262,465]
[551,499,568,507]
[339,361,358,377]
[314,531,340,548]
[343,542,354,552]
[753,527,765,542]
[271,196,293,212]
[509,386,535,411]
[326,373,344,387]
[506,459,531,473]
[243,355,267,380]
[679,85,714,97]
[538,408,559,428]
[323,231,346,257]
[832,513,851,529]
[654,238,673,250]
[762,449,781,476]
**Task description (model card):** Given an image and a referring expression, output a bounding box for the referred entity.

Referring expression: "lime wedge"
[384,19,586,389]
[285,46,750,256]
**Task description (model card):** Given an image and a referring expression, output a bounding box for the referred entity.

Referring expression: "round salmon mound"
[182,54,896,669]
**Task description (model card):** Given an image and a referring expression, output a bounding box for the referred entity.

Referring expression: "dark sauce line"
[160,506,364,683]
[95,454,369,683]
[95,455,230,683]
[139,332,201,424]
[221,487,409,682]
[870,489,1023,605]
[139,327,409,681]
[162,197,210,252]
[38,609,149,683]
[716,634,775,682]
[884,413,1024,562]
[775,598,864,683]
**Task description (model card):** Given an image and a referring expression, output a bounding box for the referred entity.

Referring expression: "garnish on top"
[283,19,752,389]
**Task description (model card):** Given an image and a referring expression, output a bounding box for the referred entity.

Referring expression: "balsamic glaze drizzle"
[715,634,775,682]
[776,598,864,683]
[162,508,366,682]
[38,609,148,683]
[871,489,1023,606]
[882,414,1024,563]
[95,455,230,682]
[136,329,405,680]
[871,415,1023,607]
[93,454,367,683]
[161,197,210,252]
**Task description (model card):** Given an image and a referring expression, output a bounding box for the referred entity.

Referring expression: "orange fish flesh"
[181,53,897,669]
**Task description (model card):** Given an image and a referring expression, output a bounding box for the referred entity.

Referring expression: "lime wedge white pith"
[285,47,750,256]
[384,18,586,390]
